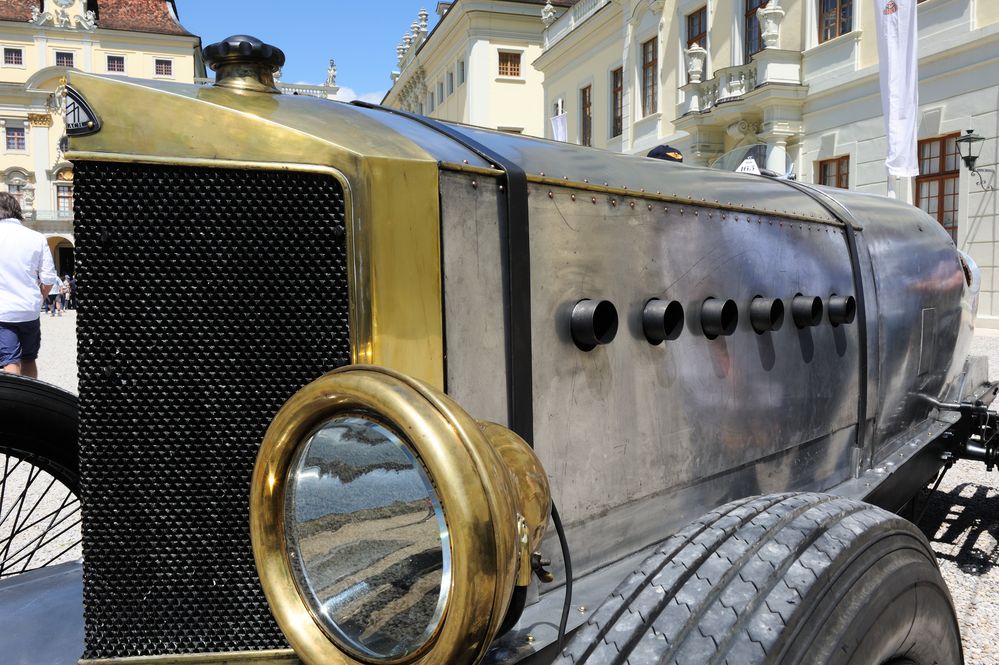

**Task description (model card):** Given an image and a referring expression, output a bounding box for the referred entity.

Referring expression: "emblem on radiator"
[64,87,101,136]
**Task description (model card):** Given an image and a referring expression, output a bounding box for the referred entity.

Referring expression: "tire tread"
[556,493,947,665]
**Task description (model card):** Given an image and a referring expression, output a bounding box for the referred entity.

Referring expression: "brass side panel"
[360,157,443,382]
[65,73,444,389]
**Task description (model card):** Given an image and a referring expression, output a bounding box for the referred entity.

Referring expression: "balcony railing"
[194,78,338,99]
[678,49,803,118]
[544,0,610,49]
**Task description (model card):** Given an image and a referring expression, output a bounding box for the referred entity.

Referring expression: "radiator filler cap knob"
[203,34,285,94]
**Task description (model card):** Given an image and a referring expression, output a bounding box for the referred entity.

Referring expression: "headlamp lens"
[285,415,450,661]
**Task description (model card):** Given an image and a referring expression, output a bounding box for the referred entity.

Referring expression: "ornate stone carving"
[22,183,36,218]
[727,119,762,145]
[758,0,785,49]
[685,42,707,84]
[647,0,665,14]
[30,5,95,31]
[541,0,557,28]
[28,113,53,127]
[326,59,337,87]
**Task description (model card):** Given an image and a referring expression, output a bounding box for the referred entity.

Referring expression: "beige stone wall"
[540,3,623,148]
[385,2,553,137]
[0,16,199,272]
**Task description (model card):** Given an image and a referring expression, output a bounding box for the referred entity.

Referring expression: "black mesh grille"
[74,162,350,658]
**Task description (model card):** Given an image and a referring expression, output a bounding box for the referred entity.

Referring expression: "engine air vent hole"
[792,294,823,328]
[571,299,619,351]
[642,299,685,345]
[828,295,857,326]
[750,296,784,334]
[702,298,738,340]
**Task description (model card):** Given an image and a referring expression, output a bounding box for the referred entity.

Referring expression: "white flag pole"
[874,0,920,197]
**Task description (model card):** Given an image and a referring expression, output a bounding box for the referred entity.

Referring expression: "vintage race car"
[1,35,996,665]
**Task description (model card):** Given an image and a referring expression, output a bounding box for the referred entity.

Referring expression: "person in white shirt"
[0,193,57,378]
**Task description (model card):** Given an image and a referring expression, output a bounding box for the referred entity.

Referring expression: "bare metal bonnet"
[0,191,24,221]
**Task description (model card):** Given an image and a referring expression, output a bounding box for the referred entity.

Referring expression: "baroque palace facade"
[383,0,574,136]
[383,0,998,323]
[533,0,999,325]
[0,0,203,275]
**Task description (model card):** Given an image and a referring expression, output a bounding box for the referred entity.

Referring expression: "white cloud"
[333,86,387,104]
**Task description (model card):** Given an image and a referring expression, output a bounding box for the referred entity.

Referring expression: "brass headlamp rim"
[250,365,530,665]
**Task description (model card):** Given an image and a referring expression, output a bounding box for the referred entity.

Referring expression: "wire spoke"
[0,463,42,563]
[2,502,81,569]
[1,516,83,576]
[0,450,81,578]
[1,497,79,546]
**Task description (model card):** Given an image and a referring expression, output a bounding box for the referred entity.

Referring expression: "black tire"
[0,373,80,578]
[0,373,79,488]
[557,492,961,665]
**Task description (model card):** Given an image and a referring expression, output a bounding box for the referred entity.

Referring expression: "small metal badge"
[64,86,101,136]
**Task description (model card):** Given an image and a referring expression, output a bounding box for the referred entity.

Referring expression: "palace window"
[916,133,960,241]
[745,0,766,61]
[580,85,592,147]
[3,48,23,66]
[5,127,26,151]
[55,51,74,68]
[611,67,623,137]
[447,71,454,95]
[687,7,707,49]
[155,59,173,77]
[686,7,707,82]
[437,81,444,101]
[107,55,125,73]
[57,185,74,218]
[6,172,28,206]
[818,156,849,189]
[498,52,521,77]
[641,37,657,117]
[458,60,465,84]
[819,0,853,43]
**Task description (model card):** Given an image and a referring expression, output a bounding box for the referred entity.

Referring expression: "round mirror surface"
[285,415,450,661]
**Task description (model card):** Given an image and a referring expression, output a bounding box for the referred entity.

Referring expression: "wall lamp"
[955,129,995,191]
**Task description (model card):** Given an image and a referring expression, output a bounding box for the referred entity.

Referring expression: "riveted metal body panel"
[836,192,969,464]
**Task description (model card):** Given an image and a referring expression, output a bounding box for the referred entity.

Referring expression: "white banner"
[874,0,919,177]
[550,113,568,142]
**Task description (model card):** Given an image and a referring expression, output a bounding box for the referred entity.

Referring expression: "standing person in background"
[0,192,56,378]
[47,274,64,317]
[66,274,77,310]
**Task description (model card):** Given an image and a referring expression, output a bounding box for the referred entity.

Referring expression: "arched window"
[54,167,74,218]
[4,170,29,206]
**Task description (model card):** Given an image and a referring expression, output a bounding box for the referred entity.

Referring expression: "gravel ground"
[921,328,999,665]
[7,314,999,661]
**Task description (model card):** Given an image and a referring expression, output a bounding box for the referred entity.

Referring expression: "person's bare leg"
[2,362,23,375]
[20,360,38,379]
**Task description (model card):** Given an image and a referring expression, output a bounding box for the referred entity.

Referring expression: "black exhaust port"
[749,296,784,334]
[701,298,738,339]
[827,294,856,326]
[571,299,619,351]
[643,299,684,344]
[791,294,823,328]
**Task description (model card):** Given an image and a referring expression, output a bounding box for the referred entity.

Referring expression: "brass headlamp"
[250,366,550,665]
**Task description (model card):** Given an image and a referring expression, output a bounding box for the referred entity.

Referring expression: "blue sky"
[174,1,442,102]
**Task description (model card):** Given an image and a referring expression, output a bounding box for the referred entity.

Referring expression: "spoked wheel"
[0,447,80,578]
[0,374,81,579]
